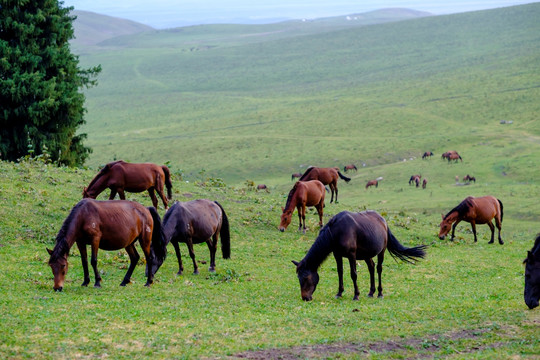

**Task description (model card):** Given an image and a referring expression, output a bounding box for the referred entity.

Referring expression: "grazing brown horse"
[365,180,378,189]
[422,151,434,159]
[409,175,421,187]
[47,199,167,291]
[442,151,462,162]
[299,167,350,203]
[161,200,230,275]
[83,160,173,209]
[343,164,357,173]
[291,173,302,181]
[463,174,476,183]
[438,195,503,244]
[524,234,540,309]
[292,210,427,301]
[279,180,325,233]
[256,184,269,192]
[422,178,427,189]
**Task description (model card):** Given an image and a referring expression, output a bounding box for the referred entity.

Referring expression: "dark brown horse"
[47,199,167,291]
[299,167,350,203]
[365,180,378,189]
[442,150,462,162]
[292,210,427,301]
[256,184,269,192]
[343,164,357,173]
[438,195,503,244]
[161,200,230,275]
[291,173,302,181]
[83,160,173,209]
[463,174,476,183]
[422,178,427,189]
[409,174,421,187]
[279,180,325,233]
[524,234,540,309]
[422,151,434,159]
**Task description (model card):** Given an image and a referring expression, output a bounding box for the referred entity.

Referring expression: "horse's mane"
[50,201,86,262]
[87,160,124,189]
[299,166,315,181]
[284,182,300,210]
[444,197,473,220]
[303,217,336,269]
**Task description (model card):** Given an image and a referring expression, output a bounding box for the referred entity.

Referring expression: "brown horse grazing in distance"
[438,195,504,244]
[291,173,302,181]
[83,160,173,209]
[343,164,357,173]
[47,199,167,291]
[365,180,378,189]
[463,174,476,183]
[299,167,350,203]
[409,175,421,187]
[279,180,325,233]
[524,234,540,309]
[256,184,269,192]
[422,178,427,189]
[422,151,434,159]
[161,200,230,275]
[442,150,462,162]
[292,210,427,301]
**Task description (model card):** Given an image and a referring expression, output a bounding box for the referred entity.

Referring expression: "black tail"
[214,201,231,259]
[162,166,173,200]
[387,227,427,263]
[148,207,167,274]
[338,171,351,183]
[498,199,504,223]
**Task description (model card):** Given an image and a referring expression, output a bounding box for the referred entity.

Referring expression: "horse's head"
[524,251,540,309]
[438,214,452,240]
[292,260,319,301]
[47,248,68,292]
[279,208,293,232]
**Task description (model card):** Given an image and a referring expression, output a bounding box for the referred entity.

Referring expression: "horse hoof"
[209,268,216,273]
[353,296,359,301]
[176,271,183,276]
[378,294,384,299]
[499,241,504,245]
[193,270,199,275]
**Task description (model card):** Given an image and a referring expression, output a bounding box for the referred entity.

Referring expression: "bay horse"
[291,173,302,181]
[422,178,427,189]
[292,210,427,301]
[47,199,167,291]
[343,164,357,173]
[442,151,462,162]
[409,174,421,187]
[299,166,350,203]
[161,200,230,275]
[83,160,173,209]
[256,184,269,192]
[463,174,476,183]
[279,180,325,233]
[438,195,503,244]
[365,179,378,189]
[524,234,540,309]
[422,151,434,159]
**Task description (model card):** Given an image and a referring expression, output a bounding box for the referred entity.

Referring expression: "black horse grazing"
[292,210,427,301]
[524,234,540,309]
[160,200,230,275]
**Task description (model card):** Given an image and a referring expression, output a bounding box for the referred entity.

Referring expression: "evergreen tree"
[0,0,101,166]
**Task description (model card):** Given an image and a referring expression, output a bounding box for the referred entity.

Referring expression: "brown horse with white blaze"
[83,160,172,209]
[438,195,503,244]
[299,167,350,203]
[279,180,325,233]
[47,199,167,291]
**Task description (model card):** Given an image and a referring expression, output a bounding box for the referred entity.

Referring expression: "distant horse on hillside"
[438,195,503,244]
[161,200,230,275]
[422,151,434,159]
[299,167,351,203]
[409,175,421,187]
[524,234,540,309]
[463,174,476,183]
[292,210,427,301]
[83,160,172,209]
[291,173,302,181]
[256,184,269,192]
[343,164,358,173]
[365,180,378,189]
[442,151,462,163]
[279,180,325,233]
[47,199,167,291]
[422,178,427,189]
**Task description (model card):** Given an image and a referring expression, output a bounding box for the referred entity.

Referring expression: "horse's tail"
[148,206,167,272]
[338,171,351,183]
[387,227,427,264]
[214,201,231,259]
[162,166,173,200]
[497,199,504,223]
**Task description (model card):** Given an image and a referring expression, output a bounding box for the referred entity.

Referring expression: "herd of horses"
[46,159,539,309]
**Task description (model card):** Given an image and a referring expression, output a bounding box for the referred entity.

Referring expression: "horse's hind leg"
[120,244,140,286]
[487,221,495,244]
[171,240,184,275]
[348,257,359,300]
[76,242,90,287]
[90,241,102,287]
[185,239,199,274]
[365,258,376,298]
[208,234,218,272]
[495,217,503,245]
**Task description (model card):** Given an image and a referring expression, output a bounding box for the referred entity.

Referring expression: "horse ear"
[441,213,445,220]
[46,248,53,255]
[292,260,299,266]
[527,251,537,264]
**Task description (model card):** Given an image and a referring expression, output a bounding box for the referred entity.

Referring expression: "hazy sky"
[61,0,536,28]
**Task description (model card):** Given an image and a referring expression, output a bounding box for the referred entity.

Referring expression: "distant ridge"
[71,10,154,46]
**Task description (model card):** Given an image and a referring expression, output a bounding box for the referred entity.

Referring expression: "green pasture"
[1,3,539,358]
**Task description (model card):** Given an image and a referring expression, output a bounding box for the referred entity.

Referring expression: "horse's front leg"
[470,221,478,242]
[365,258,376,297]
[450,219,461,241]
[348,256,359,300]
[76,241,90,287]
[117,188,126,200]
[90,242,102,288]
[147,188,159,209]
[108,188,118,200]
[296,205,304,233]
[171,240,184,275]
[333,253,344,298]
[120,243,140,286]
[376,253,384,298]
